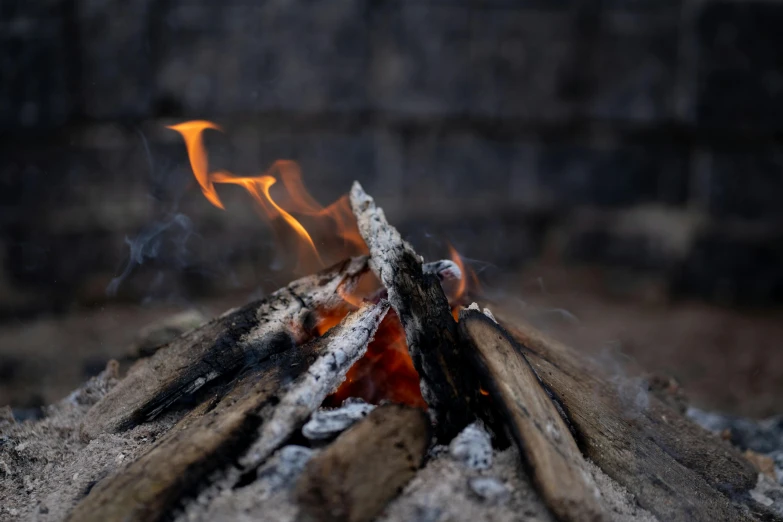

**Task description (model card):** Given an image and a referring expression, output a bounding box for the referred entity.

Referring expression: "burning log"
[81,256,370,439]
[7,173,783,522]
[349,182,478,439]
[67,301,389,522]
[458,309,605,522]
[295,403,431,522]
[500,316,767,522]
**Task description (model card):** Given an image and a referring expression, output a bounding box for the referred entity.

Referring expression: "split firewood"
[458,309,606,522]
[499,314,763,522]
[350,182,478,440]
[81,256,370,439]
[296,403,431,522]
[67,301,389,522]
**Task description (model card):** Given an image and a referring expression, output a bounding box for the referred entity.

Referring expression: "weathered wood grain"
[296,404,431,522]
[458,309,606,522]
[67,301,389,522]
[498,313,761,522]
[81,256,370,439]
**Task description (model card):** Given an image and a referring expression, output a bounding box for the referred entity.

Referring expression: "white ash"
[253,445,314,497]
[468,477,510,504]
[379,444,658,522]
[467,302,497,323]
[772,451,783,484]
[368,259,461,304]
[449,422,493,470]
[302,399,376,441]
[687,406,783,485]
[379,445,554,522]
[423,260,462,282]
[174,446,315,522]
[749,473,783,515]
[243,255,371,347]
[239,300,390,469]
[0,363,183,522]
[82,256,373,439]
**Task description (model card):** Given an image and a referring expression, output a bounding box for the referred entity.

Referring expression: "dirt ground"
[1,267,782,419]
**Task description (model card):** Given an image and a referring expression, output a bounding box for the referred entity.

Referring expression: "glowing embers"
[325,310,425,409]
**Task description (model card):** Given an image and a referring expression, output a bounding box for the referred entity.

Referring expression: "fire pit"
[1,122,781,522]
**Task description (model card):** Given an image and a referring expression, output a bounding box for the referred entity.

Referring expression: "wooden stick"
[81,256,370,439]
[458,309,606,522]
[498,313,760,522]
[67,301,389,522]
[350,182,477,440]
[296,404,431,522]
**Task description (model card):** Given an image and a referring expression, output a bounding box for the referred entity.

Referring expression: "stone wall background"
[2,0,783,318]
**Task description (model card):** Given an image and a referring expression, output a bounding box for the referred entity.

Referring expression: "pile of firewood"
[1,184,781,522]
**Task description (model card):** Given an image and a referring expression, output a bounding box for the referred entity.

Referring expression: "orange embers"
[325,310,426,409]
[167,120,366,274]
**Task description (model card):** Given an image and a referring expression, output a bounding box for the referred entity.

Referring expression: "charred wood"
[239,300,390,469]
[81,256,370,439]
[67,301,389,522]
[349,182,478,440]
[295,404,431,522]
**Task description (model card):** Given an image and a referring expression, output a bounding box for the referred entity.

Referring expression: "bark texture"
[459,309,606,522]
[498,313,765,522]
[68,301,389,522]
[82,256,370,439]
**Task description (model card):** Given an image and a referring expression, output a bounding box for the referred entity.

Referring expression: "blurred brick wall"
[1,0,782,316]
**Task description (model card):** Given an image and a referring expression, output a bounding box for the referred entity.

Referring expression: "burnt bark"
[458,309,606,522]
[82,256,370,439]
[67,301,389,522]
[349,182,478,440]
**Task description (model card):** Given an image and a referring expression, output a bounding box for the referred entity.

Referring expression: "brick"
[401,131,514,203]
[472,6,578,120]
[561,207,703,272]
[291,131,375,204]
[700,148,783,220]
[369,4,473,115]
[77,0,153,119]
[694,1,783,130]
[582,3,681,122]
[536,141,687,208]
[0,0,71,129]
[155,0,369,115]
[673,225,783,305]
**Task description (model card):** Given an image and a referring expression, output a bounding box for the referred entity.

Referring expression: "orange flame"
[166,121,224,209]
[448,245,481,321]
[167,120,366,273]
[449,245,468,301]
[169,120,422,408]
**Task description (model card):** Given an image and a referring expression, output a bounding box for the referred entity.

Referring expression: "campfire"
[2,121,780,522]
